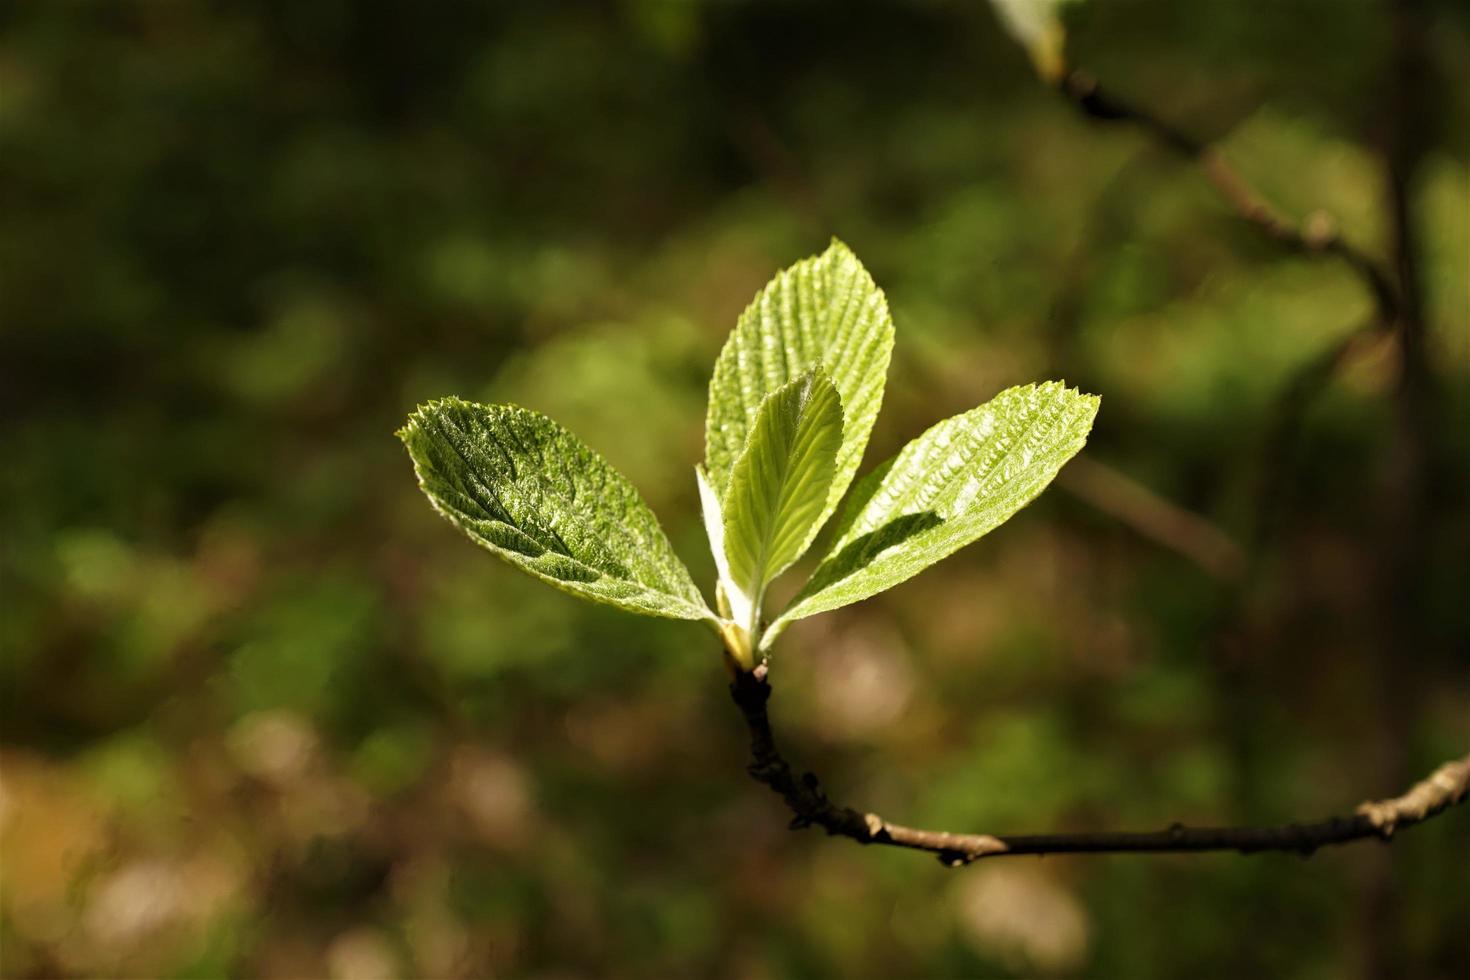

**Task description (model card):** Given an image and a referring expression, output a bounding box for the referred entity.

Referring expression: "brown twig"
[731,666,1469,868]
[1058,70,1401,325]
[1046,70,1408,579]
[1059,456,1245,580]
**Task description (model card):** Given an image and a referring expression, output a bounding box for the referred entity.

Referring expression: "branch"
[1059,456,1245,581]
[1058,70,1401,325]
[1050,70,1409,584]
[730,666,1469,867]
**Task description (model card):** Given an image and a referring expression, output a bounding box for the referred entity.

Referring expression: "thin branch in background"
[1041,71,1406,579]
[1057,70,1401,325]
[1050,61,1418,610]
[1059,455,1245,581]
[731,667,1470,868]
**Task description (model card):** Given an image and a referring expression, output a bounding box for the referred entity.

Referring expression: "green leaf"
[722,368,844,614]
[399,398,713,621]
[764,382,1098,648]
[695,465,730,605]
[705,239,894,543]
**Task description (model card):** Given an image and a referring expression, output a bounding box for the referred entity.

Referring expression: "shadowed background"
[2,1,1468,977]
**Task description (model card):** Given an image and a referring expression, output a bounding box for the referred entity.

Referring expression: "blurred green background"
[2,1,1468,977]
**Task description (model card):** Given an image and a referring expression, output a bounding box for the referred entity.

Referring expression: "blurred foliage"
[2,1,1468,977]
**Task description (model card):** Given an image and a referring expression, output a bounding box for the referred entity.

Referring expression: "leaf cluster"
[400,241,1098,669]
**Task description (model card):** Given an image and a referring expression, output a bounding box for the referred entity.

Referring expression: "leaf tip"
[1073,386,1102,421]
[1045,379,1102,417]
[398,396,451,446]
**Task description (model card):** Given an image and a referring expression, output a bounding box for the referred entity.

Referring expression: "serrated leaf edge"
[760,381,1099,649]
[399,397,717,623]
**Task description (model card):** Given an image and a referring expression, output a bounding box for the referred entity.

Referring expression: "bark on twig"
[1057,71,1400,324]
[1059,456,1245,581]
[731,667,1469,867]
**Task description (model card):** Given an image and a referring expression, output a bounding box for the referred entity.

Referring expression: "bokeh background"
[2,1,1468,977]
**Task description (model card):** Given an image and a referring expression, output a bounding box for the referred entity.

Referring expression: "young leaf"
[705,239,893,541]
[400,398,713,621]
[763,382,1098,648]
[695,463,751,627]
[721,369,844,615]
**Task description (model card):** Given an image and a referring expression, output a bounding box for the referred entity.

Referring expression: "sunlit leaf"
[400,398,713,621]
[696,462,749,626]
[764,382,1098,648]
[705,239,893,543]
[722,368,844,609]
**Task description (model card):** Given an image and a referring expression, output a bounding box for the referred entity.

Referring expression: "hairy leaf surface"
[400,398,712,620]
[764,382,1098,647]
[722,369,844,608]
[705,239,893,539]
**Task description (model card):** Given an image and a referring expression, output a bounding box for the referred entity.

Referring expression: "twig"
[1058,70,1401,325]
[1047,70,1406,579]
[1059,456,1245,580]
[730,666,1469,868]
